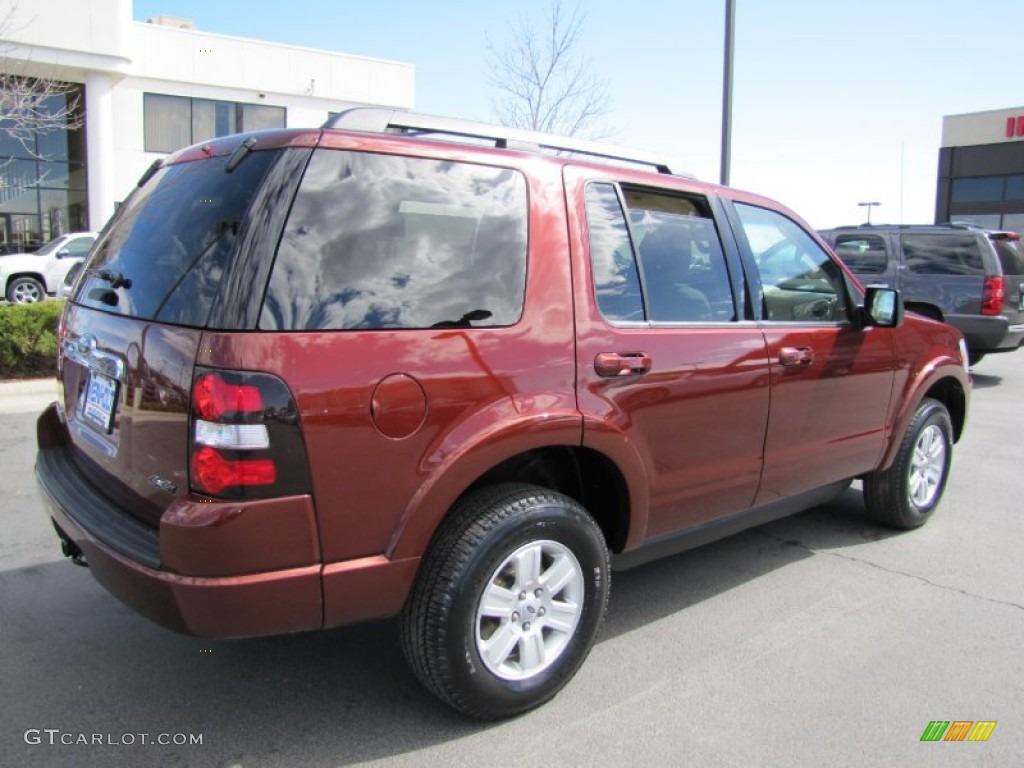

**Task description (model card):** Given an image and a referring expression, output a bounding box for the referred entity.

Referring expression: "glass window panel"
[902,234,984,275]
[1002,213,1024,233]
[192,99,236,142]
[1005,176,1024,201]
[240,104,286,132]
[144,93,190,153]
[734,203,848,323]
[948,214,1001,229]
[585,183,644,323]
[262,150,528,331]
[833,233,889,274]
[951,177,1004,203]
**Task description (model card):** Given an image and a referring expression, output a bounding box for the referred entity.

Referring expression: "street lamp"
[858,201,881,225]
[720,0,735,186]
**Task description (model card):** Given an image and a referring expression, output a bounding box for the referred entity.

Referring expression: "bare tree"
[487,1,611,138]
[0,2,83,170]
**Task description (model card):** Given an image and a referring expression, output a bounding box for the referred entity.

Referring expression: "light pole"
[858,201,881,225]
[720,0,735,186]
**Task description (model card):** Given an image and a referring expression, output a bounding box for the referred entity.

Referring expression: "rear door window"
[901,234,984,275]
[260,150,528,331]
[584,183,736,324]
[832,233,888,274]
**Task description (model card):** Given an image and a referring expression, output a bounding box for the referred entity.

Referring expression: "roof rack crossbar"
[322,108,691,178]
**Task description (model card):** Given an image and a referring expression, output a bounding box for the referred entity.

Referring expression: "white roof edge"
[130,20,414,70]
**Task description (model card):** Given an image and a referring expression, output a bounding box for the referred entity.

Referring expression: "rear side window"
[261,150,527,331]
[902,234,984,275]
[833,234,888,274]
[74,150,282,325]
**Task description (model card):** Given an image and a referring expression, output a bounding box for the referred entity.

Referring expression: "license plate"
[82,372,118,433]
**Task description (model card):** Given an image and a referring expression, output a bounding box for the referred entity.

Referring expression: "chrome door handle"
[594,352,652,378]
[779,347,814,367]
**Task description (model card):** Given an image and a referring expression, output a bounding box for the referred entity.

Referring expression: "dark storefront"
[936,110,1024,233]
[0,80,88,253]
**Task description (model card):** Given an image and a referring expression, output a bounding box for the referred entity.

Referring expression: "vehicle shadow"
[1,489,898,767]
[970,370,1002,390]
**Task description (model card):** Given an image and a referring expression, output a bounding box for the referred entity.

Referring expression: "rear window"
[260,150,528,331]
[73,150,282,325]
[991,236,1024,276]
[901,234,984,276]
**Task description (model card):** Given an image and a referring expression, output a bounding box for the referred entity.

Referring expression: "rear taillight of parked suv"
[981,276,1005,316]
[190,367,312,499]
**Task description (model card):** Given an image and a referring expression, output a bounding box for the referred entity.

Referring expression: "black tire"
[864,398,953,529]
[6,276,46,304]
[400,483,610,720]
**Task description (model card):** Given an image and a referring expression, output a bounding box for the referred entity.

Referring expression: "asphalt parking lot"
[1,354,1022,768]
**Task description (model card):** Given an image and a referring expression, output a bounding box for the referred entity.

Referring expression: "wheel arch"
[386,422,638,562]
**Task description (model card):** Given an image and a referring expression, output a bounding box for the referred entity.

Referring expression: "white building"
[0,0,415,251]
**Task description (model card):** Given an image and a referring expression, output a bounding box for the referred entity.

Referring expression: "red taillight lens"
[191,446,276,494]
[189,367,311,499]
[193,373,263,420]
[981,276,1005,316]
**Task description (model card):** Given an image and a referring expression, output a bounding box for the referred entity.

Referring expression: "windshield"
[73,149,282,326]
[33,237,68,256]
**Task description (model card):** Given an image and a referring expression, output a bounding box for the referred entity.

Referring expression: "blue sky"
[132,1,1024,229]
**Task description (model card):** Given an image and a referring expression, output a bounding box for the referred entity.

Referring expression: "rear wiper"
[97,269,132,290]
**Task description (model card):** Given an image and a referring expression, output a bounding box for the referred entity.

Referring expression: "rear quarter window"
[902,234,984,276]
[260,150,528,331]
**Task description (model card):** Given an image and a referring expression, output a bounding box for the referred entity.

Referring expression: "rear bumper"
[947,314,1024,354]
[35,403,418,638]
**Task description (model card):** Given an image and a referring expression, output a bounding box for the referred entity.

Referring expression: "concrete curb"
[0,378,58,415]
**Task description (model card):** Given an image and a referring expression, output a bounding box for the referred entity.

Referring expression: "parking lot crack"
[756,531,1024,614]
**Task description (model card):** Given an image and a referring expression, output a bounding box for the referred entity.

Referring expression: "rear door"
[567,168,771,541]
[726,201,897,503]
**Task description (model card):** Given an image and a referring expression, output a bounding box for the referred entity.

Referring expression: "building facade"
[0,0,415,252]
[936,106,1024,232]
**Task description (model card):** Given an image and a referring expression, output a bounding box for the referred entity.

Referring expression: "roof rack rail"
[322,108,691,178]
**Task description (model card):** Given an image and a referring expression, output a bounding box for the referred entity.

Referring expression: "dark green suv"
[820,223,1024,364]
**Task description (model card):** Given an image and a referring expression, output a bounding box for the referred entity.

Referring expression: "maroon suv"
[36,109,970,719]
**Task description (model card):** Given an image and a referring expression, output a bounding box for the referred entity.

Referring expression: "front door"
[728,202,896,505]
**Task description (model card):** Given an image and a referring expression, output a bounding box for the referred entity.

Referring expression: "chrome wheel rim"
[13,281,42,303]
[475,539,584,681]
[908,424,946,508]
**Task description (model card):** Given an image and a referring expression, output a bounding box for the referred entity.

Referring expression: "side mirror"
[860,285,903,328]
[57,248,71,259]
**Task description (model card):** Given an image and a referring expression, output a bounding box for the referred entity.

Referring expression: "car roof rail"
[322,108,693,178]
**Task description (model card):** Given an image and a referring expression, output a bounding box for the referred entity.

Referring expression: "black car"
[819,223,1024,364]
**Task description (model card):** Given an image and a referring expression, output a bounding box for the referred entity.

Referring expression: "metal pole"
[720,0,735,186]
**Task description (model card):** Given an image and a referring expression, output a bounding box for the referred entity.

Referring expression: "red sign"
[1006,116,1024,138]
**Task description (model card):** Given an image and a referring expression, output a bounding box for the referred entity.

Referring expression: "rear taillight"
[981,276,1005,316]
[189,367,311,499]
